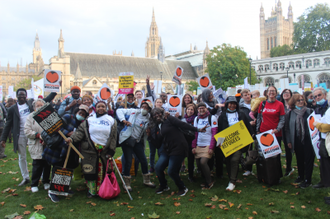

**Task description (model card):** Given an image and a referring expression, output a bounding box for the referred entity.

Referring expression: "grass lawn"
[1,142,330,219]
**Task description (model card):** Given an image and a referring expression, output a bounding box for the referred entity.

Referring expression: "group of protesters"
[1,76,330,205]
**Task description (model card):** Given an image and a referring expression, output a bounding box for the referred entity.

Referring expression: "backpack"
[196,114,212,127]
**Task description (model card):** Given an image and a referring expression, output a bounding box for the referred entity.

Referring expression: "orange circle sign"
[100,88,111,100]
[169,96,180,107]
[309,116,315,131]
[176,67,182,77]
[200,76,210,87]
[260,133,274,147]
[46,71,59,83]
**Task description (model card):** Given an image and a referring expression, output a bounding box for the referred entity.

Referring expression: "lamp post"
[286,66,289,80]
[160,71,163,81]
[248,58,252,84]
[294,73,296,83]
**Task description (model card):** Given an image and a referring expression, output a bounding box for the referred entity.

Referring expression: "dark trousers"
[244,143,254,172]
[155,153,185,190]
[31,159,51,187]
[122,141,148,176]
[294,135,315,183]
[226,150,242,183]
[0,128,5,157]
[319,140,330,187]
[283,132,293,172]
[215,147,224,177]
[187,141,195,179]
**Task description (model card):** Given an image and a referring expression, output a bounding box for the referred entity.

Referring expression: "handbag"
[41,131,63,149]
[122,136,137,148]
[245,142,259,166]
[98,159,121,199]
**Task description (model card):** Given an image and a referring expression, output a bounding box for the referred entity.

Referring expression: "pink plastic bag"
[98,159,120,199]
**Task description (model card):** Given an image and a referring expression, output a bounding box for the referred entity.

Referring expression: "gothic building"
[260,0,293,59]
[145,9,161,58]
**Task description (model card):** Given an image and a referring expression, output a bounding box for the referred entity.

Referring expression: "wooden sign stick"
[125,94,127,109]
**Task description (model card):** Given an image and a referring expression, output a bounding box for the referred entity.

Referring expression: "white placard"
[94,83,113,104]
[213,88,226,104]
[33,79,44,100]
[172,66,183,85]
[307,112,321,159]
[244,77,250,89]
[256,130,282,159]
[166,95,182,116]
[8,86,14,98]
[197,74,213,91]
[138,96,154,108]
[44,69,61,92]
[153,80,162,95]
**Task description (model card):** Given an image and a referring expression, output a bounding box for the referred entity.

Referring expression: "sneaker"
[202,181,215,190]
[284,168,295,177]
[44,183,50,190]
[149,167,155,173]
[155,185,170,194]
[226,182,235,191]
[180,165,186,173]
[31,187,39,193]
[294,177,304,184]
[200,183,206,187]
[299,181,312,189]
[313,182,324,189]
[18,178,30,187]
[0,155,7,159]
[177,187,188,196]
[243,171,252,176]
[48,193,60,203]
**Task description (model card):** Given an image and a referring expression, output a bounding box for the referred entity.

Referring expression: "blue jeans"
[122,140,148,176]
[155,153,185,190]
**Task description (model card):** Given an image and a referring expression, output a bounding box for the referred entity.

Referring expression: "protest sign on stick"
[166,95,182,116]
[307,112,321,159]
[256,130,282,159]
[94,83,113,104]
[214,120,253,157]
[138,96,154,108]
[44,69,61,92]
[197,74,214,91]
[172,66,183,85]
[119,72,134,109]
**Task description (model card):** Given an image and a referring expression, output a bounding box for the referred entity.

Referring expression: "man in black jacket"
[0,103,7,158]
[0,88,57,186]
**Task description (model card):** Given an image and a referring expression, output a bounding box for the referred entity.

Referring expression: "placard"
[172,66,183,85]
[33,103,64,135]
[166,95,182,116]
[118,72,134,94]
[213,88,226,104]
[197,74,213,91]
[8,86,14,98]
[44,69,61,92]
[95,83,113,104]
[214,120,253,157]
[307,112,321,159]
[256,130,282,159]
[49,166,73,196]
[33,79,44,100]
[138,96,154,108]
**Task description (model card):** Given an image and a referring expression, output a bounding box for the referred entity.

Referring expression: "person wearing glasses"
[311,87,330,189]
[303,91,316,109]
[280,89,294,177]
[256,86,285,181]
[285,94,314,188]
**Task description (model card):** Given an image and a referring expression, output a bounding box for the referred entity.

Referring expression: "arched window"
[258,65,264,71]
[279,63,285,71]
[324,58,330,67]
[273,63,278,71]
[318,73,330,88]
[288,62,294,69]
[297,74,311,88]
[314,59,320,67]
[296,61,302,69]
[265,77,275,87]
[306,60,312,68]
[265,64,270,72]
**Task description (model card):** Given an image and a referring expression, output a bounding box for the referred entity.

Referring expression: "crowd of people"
[1,77,330,205]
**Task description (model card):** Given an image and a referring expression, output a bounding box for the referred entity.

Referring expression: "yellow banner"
[119,75,134,89]
[214,120,253,157]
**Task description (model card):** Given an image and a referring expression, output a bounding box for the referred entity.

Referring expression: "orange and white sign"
[256,130,282,159]
[307,112,321,159]
[172,66,183,85]
[166,95,182,116]
[138,96,154,108]
[95,83,113,104]
[197,74,213,91]
[44,69,61,92]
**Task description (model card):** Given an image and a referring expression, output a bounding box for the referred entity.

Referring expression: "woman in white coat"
[24,99,51,193]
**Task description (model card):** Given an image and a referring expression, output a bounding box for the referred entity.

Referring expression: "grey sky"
[0,0,328,67]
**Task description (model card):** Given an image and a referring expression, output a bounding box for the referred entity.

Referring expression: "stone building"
[260,0,293,59]
[252,50,330,89]
[145,8,161,58]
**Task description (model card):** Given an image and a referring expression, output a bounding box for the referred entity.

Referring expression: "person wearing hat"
[58,86,82,116]
[119,93,138,109]
[65,101,117,199]
[116,101,155,192]
[217,96,254,191]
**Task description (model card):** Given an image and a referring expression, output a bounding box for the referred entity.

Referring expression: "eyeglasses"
[268,90,276,93]
[283,92,290,95]
[314,93,323,99]
[297,99,304,102]
[160,95,166,97]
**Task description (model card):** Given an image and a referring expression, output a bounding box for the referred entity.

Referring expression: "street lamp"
[248,58,252,84]
[286,66,289,79]
[160,71,163,81]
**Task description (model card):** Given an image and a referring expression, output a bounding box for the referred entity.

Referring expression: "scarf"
[202,89,217,108]
[293,106,307,142]
[184,114,196,125]
[198,110,210,120]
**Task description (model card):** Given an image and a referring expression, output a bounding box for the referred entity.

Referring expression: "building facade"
[260,0,293,59]
[252,50,330,89]
[145,9,161,58]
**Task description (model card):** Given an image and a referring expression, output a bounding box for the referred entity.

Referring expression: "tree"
[293,3,330,53]
[14,75,43,91]
[205,43,259,90]
[270,45,294,57]
[186,80,199,92]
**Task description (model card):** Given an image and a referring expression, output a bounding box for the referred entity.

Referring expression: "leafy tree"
[186,80,199,92]
[293,3,330,53]
[14,75,43,91]
[270,45,294,57]
[205,43,258,90]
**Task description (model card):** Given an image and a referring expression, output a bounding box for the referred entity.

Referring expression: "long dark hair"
[280,89,292,105]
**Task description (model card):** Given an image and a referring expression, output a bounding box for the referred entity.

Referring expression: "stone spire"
[131,51,134,56]
[34,32,41,51]
[58,29,65,58]
[75,63,82,80]
[74,63,83,87]
[158,37,165,63]
[145,8,161,58]
[288,2,293,19]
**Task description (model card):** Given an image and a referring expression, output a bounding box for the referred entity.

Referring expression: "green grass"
[1,142,330,219]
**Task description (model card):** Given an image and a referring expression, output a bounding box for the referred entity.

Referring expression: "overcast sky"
[1,0,328,67]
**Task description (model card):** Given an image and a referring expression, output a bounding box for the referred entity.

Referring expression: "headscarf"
[201,89,217,108]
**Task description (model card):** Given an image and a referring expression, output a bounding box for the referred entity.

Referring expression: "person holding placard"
[285,94,314,188]
[256,86,284,183]
[65,101,117,198]
[58,86,82,116]
[218,96,254,191]
[201,89,223,116]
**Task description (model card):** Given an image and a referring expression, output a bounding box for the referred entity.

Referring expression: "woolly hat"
[70,86,81,92]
